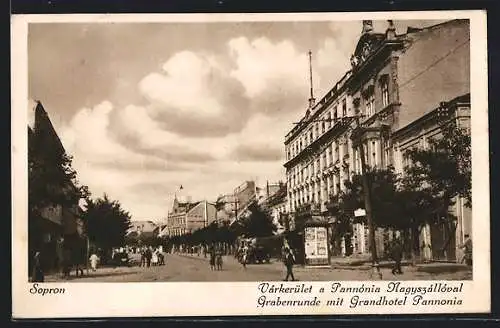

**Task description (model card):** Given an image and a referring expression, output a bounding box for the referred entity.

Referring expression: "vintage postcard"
[11,10,489,318]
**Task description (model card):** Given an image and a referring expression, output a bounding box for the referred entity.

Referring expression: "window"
[342,99,347,117]
[309,129,313,143]
[327,112,332,128]
[334,109,338,121]
[366,94,375,117]
[328,147,333,164]
[315,124,319,138]
[371,141,377,166]
[322,120,325,133]
[381,80,389,107]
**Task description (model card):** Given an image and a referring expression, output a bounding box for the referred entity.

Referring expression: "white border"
[11,10,490,318]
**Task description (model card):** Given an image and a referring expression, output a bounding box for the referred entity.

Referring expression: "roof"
[392,93,470,140]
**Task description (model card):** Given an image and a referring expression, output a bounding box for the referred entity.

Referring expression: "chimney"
[386,20,396,40]
[362,20,373,34]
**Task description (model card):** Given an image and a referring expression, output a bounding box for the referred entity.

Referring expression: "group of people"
[139,246,165,267]
[208,245,223,271]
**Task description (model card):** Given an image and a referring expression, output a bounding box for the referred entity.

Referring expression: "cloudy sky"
[28,18,445,221]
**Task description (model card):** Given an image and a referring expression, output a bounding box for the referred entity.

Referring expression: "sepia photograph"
[12,10,489,317]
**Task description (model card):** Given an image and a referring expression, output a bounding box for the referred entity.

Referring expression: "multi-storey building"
[391,93,471,262]
[284,19,470,260]
[28,101,85,274]
[164,196,217,237]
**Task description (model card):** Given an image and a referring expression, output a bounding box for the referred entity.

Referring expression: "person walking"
[459,234,473,266]
[283,247,296,281]
[241,244,249,270]
[32,251,44,282]
[152,249,159,266]
[145,247,152,268]
[62,248,72,279]
[209,245,216,271]
[390,239,404,275]
[89,252,100,272]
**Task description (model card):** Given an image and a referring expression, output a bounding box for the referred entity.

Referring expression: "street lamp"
[292,114,382,279]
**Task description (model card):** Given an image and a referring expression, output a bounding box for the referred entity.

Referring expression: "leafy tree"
[399,121,470,261]
[82,194,132,253]
[326,167,402,229]
[240,201,277,238]
[28,127,89,215]
[404,122,471,207]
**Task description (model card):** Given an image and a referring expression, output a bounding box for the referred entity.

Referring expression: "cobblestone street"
[44,253,472,282]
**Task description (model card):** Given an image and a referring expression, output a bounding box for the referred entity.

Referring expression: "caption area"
[29,283,66,296]
[257,282,464,309]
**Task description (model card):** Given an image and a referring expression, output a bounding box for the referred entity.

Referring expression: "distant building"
[164,196,216,236]
[262,182,288,234]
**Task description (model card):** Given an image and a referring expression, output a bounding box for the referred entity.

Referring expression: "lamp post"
[292,114,382,279]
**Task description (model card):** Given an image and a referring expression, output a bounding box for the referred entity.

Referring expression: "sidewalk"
[175,252,471,275]
[329,255,472,274]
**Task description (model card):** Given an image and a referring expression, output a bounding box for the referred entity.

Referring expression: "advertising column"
[304,221,330,266]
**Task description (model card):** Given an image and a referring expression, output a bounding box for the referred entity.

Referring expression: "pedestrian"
[140,247,146,267]
[152,249,159,266]
[89,252,100,272]
[459,234,473,266]
[158,251,165,265]
[283,247,296,281]
[215,246,223,271]
[390,239,404,275]
[32,251,44,282]
[145,247,152,267]
[209,245,216,271]
[241,244,249,270]
[62,248,72,279]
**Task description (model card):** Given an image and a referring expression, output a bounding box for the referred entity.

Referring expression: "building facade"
[165,197,217,236]
[283,19,470,260]
[391,93,471,262]
[28,101,85,274]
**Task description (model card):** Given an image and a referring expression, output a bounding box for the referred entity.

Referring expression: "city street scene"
[28,18,472,283]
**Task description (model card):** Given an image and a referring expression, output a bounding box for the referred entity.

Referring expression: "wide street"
[44,253,472,282]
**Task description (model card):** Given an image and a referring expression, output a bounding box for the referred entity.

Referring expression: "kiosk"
[303,213,331,267]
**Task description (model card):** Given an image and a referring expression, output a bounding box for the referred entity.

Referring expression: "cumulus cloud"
[56,36,343,219]
[138,50,250,137]
[228,37,317,118]
[231,144,283,162]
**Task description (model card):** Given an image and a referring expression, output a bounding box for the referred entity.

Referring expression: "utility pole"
[354,116,382,279]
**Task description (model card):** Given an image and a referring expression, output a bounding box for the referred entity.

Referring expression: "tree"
[404,122,471,207]
[399,121,471,261]
[325,167,403,257]
[29,128,89,215]
[240,201,277,238]
[327,167,402,229]
[82,194,132,253]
